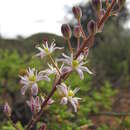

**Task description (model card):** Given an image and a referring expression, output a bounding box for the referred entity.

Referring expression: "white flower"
[57,53,93,80]
[35,40,63,58]
[57,83,81,112]
[40,63,65,76]
[19,68,50,95]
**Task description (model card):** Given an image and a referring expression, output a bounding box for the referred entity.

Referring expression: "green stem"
[48,54,61,75]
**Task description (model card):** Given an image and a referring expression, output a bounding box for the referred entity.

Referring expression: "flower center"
[68,90,74,97]
[72,60,79,68]
[29,75,36,82]
[44,47,49,54]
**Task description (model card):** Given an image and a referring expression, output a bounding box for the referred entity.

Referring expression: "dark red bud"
[61,24,72,40]
[72,6,82,21]
[87,20,97,34]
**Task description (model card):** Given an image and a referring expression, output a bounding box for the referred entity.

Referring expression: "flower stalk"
[78,21,87,39]
[48,54,61,75]
[77,38,80,51]
[67,39,73,54]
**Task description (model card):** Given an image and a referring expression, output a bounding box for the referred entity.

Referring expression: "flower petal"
[79,66,93,74]
[57,83,68,96]
[73,88,80,95]
[76,68,84,80]
[70,98,77,112]
[21,85,28,95]
[60,97,68,105]
[31,83,38,96]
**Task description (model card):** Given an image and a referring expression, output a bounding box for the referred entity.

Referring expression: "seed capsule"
[61,24,72,40]
[73,25,81,38]
[87,20,97,35]
[92,0,102,13]
[72,6,82,21]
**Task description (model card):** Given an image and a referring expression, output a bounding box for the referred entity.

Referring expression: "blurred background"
[0,0,130,130]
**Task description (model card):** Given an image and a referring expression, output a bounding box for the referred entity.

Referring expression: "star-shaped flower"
[19,68,50,96]
[57,53,93,79]
[35,40,63,59]
[57,83,81,112]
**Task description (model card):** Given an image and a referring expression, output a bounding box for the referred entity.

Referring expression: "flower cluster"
[19,38,89,112]
[2,0,125,130]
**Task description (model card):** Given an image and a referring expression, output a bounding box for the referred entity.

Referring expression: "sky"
[0,0,130,38]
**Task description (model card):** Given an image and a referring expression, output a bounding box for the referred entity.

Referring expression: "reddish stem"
[78,21,87,39]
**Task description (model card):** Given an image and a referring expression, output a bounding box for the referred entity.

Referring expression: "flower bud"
[3,102,11,117]
[47,99,54,105]
[92,0,102,13]
[118,0,126,9]
[61,24,72,40]
[73,25,81,38]
[87,20,97,35]
[26,96,41,114]
[72,6,82,21]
